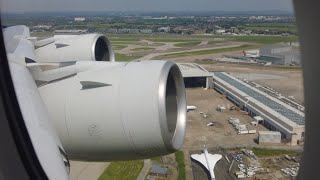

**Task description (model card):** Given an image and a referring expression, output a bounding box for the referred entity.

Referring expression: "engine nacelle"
[38,60,186,161]
[35,34,114,62]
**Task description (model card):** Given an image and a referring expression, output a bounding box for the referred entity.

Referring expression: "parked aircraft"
[243,50,260,58]
[191,145,222,180]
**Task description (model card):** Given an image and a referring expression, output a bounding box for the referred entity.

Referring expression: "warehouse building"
[178,63,213,88]
[259,131,282,144]
[213,72,305,145]
[259,45,301,65]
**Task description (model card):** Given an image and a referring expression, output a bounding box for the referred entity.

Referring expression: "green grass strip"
[175,151,186,180]
[98,160,144,180]
[155,44,256,59]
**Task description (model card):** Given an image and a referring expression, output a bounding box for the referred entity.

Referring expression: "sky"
[1,0,294,13]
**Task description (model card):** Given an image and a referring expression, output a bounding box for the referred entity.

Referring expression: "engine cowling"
[35,34,114,62]
[38,60,186,161]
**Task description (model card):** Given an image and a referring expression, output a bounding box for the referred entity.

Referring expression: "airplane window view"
[0,0,304,179]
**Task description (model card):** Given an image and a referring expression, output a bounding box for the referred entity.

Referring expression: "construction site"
[183,85,303,179]
[178,62,305,145]
[190,147,301,180]
[177,62,304,180]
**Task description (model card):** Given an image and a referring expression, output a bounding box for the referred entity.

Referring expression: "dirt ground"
[182,88,269,151]
[182,88,266,180]
[182,88,303,180]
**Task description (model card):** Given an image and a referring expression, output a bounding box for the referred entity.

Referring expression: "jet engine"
[4,25,186,179]
[35,34,114,62]
[38,60,186,161]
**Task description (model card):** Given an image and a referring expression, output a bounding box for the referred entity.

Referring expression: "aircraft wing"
[191,153,222,179]
[9,62,69,179]
[4,26,69,179]
[191,153,208,168]
[3,25,187,177]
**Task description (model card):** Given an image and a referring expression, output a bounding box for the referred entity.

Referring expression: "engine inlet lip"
[91,34,115,62]
[158,61,186,152]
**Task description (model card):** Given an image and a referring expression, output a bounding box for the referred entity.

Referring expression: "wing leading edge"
[5,25,69,179]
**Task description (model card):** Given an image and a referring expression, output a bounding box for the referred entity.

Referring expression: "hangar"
[212,72,305,145]
[177,63,213,88]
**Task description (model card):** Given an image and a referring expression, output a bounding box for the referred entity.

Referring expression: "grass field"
[115,53,143,61]
[150,39,196,42]
[130,47,155,51]
[224,35,298,44]
[207,41,223,45]
[112,45,127,50]
[175,151,186,180]
[107,34,298,44]
[151,156,162,163]
[110,41,143,45]
[242,23,297,34]
[174,41,201,47]
[56,23,119,29]
[154,44,256,59]
[31,32,298,45]
[31,31,298,45]
[98,160,144,180]
[243,26,297,33]
[152,42,166,46]
[252,148,300,157]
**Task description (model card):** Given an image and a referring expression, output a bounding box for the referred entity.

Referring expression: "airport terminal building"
[212,72,305,145]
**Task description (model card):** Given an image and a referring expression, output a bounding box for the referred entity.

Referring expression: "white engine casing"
[36,34,114,62]
[37,60,186,161]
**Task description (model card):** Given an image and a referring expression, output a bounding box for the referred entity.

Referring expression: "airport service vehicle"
[187,105,197,111]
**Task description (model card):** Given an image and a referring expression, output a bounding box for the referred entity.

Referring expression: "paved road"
[136,159,152,180]
[116,41,179,55]
[69,161,110,180]
[140,42,245,60]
